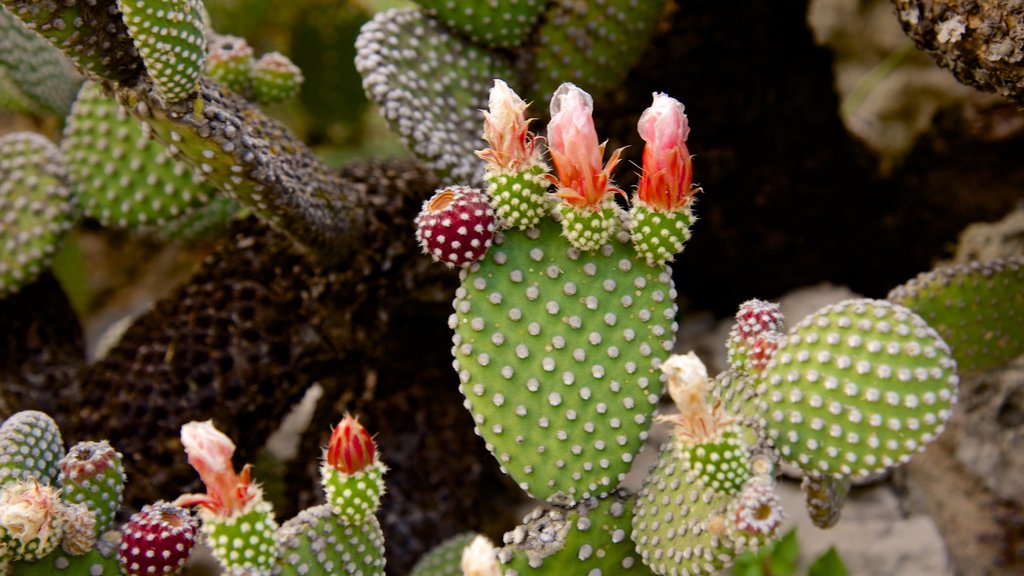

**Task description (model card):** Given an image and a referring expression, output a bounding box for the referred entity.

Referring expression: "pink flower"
[476,80,538,174]
[546,83,623,208]
[174,421,260,518]
[325,414,376,475]
[636,93,696,211]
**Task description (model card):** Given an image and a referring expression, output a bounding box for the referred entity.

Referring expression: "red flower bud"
[326,415,376,475]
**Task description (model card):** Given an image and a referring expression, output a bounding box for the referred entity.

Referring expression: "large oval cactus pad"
[452,220,677,502]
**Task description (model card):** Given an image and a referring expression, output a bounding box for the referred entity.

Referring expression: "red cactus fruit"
[118,502,198,576]
[326,414,376,475]
[414,186,497,268]
[732,299,784,340]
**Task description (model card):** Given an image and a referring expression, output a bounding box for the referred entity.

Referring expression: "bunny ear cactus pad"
[452,219,677,503]
[276,504,386,576]
[0,411,64,487]
[0,133,74,299]
[758,299,959,478]
[63,82,223,233]
[409,532,478,576]
[116,0,206,103]
[888,257,1024,374]
[0,8,80,116]
[417,0,546,49]
[355,8,515,183]
[499,494,652,575]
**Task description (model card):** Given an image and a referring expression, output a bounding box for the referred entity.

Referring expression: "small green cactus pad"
[321,461,386,526]
[116,0,206,103]
[758,299,959,478]
[452,219,677,502]
[62,82,224,233]
[555,199,621,252]
[888,257,1024,374]
[517,0,667,104]
[276,504,386,576]
[203,503,279,573]
[417,0,546,49]
[800,472,849,530]
[486,167,550,231]
[409,532,478,576]
[680,424,751,496]
[11,545,121,575]
[498,493,653,575]
[0,132,74,299]
[0,411,64,487]
[355,8,515,183]
[205,34,253,94]
[0,0,143,85]
[0,8,80,116]
[59,440,125,535]
[628,204,693,267]
[250,52,303,105]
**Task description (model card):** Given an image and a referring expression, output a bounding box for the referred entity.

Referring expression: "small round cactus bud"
[205,35,254,94]
[730,476,784,539]
[118,502,198,576]
[727,299,785,374]
[414,186,497,268]
[326,414,376,475]
[250,52,303,105]
[461,535,501,576]
[321,415,387,525]
[57,501,98,555]
[59,440,125,536]
[0,481,64,561]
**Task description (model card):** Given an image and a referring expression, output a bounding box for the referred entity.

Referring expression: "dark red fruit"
[414,186,496,267]
[118,502,198,576]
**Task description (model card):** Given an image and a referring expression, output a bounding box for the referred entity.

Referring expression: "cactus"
[888,256,1024,374]
[117,502,197,576]
[800,472,849,530]
[0,133,74,299]
[205,34,254,94]
[416,0,545,49]
[276,504,387,576]
[415,186,498,268]
[11,541,121,575]
[320,414,387,526]
[116,0,206,103]
[0,411,64,487]
[58,441,125,536]
[250,52,303,105]
[0,7,80,116]
[409,532,479,576]
[0,481,65,562]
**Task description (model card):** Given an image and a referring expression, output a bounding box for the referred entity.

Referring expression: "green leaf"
[808,548,848,576]
[767,528,799,575]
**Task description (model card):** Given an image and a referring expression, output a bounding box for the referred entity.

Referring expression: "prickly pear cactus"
[62,81,229,234]
[888,257,1024,374]
[116,0,207,103]
[11,543,121,575]
[276,504,386,576]
[453,220,676,502]
[250,52,303,105]
[0,7,80,116]
[409,532,478,576]
[58,441,125,536]
[0,411,64,487]
[355,8,515,182]
[417,0,546,48]
[758,299,959,477]
[0,132,74,299]
[499,493,652,575]
[800,472,849,529]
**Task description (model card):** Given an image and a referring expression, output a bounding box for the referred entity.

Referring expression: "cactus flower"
[0,481,64,560]
[658,352,736,444]
[174,420,261,518]
[477,79,539,174]
[461,535,501,576]
[326,414,376,475]
[636,93,696,211]
[546,83,623,208]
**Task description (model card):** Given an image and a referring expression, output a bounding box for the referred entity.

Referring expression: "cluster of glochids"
[0,411,387,576]
[404,291,957,575]
[206,35,304,105]
[415,79,700,268]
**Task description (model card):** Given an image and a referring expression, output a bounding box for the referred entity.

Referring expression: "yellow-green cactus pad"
[409,532,478,576]
[758,299,958,478]
[0,133,74,299]
[250,52,303,105]
[0,411,64,487]
[116,0,207,103]
[11,544,121,575]
[205,35,253,95]
[417,0,546,49]
[499,494,653,575]
[888,257,1024,374]
[276,504,385,576]
[355,8,515,183]
[62,82,223,233]
[0,8,80,116]
[452,219,677,503]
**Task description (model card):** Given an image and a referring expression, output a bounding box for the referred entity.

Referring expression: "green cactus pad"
[680,424,751,496]
[276,504,386,576]
[154,195,238,242]
[0,8,80,116]
[59,441,124,536]
[250,52,303,105]
[203,502,279,573]
[555,199,621,252]
[0,0,143,85]
[417,0,546,49]
[116,0,206,103]
[0,132,74,299]
[355,8,515,183]
[800,472,849,530]
[321,461,386,526]
[62,82,225,233]
[205,35,254,95]
[452,219,677,502]
[888,257,1024,374]
[499,493,653,575]
[629,203,694,267]
[10,544,121,575]
[517,0,667,103]
[758,299,959,478]
[487,167,551,231]
[0,411,64,487]
[409,532,478,576]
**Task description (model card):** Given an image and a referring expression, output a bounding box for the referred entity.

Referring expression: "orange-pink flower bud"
[636,93,696,211]
[326,414,376,475]
[477,80,538,174]
[546,83,623,208]
[175,420,258,517]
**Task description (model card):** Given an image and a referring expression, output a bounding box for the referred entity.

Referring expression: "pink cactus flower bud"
[174,421,260,518]
[546,83,623,208]
[636,93,697,211]
[326,414,376,475]
[733,476,785,537]
[477,80,539,174]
